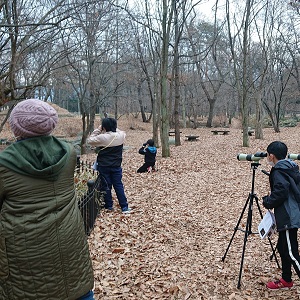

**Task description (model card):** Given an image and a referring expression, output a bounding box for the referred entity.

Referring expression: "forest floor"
[87,116,300,300]
[2,110,300,299]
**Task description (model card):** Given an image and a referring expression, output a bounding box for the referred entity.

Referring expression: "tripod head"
[251,162,260,169]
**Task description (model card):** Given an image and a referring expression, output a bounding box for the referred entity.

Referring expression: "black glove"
[262,196,268,208]
[143,143,147,147]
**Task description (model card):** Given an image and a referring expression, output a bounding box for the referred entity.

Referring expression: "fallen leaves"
[86,123,300,300]
[3,114,300,299]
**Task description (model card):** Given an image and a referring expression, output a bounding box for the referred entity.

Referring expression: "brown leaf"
[112,248,125,253]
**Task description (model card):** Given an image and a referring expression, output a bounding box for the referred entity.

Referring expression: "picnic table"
[169,130,182,136]
[186,135,199,141]
[242,130,254,136]
[211,130,230,135]
[0,138,11,145]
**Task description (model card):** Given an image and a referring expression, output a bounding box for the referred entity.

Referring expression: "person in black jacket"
[263,141,300,290]
[137,139,157,173]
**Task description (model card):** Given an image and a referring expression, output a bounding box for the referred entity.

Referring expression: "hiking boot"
[266,278,293,290]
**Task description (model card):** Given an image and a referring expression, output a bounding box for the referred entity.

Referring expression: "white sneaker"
[122,208,132,214]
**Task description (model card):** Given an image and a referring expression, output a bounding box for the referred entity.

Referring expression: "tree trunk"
[255,91,263,139]
[137,81,147,122]
[152,78,160,148]
[240,0,252,147]
[160,0,172,158]
[206,98,216,127]
[80,112,88,155]
[173,3,181,146]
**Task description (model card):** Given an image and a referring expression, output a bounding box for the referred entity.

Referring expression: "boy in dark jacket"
[263,141,300,290]
[137,139,157,173]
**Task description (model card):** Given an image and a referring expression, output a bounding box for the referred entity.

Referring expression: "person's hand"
[143,143,147,147]
[262,195,268,208]
[98,126,106,133]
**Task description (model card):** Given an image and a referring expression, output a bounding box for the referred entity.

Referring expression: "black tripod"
[222,162,280,289]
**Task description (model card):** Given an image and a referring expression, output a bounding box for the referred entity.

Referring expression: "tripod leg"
[237,194,254,288]
[222,194,250,262]
[254,196,280,269]
[269,241,279,266]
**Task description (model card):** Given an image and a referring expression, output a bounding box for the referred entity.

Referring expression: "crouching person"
[137,139,157,173]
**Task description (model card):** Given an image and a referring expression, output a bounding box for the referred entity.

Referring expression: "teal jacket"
[0,136,94,300]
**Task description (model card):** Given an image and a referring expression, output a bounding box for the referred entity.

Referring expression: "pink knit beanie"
[9,99,58,138]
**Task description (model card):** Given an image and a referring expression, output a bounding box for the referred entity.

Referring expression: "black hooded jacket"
[138,146,157,164]
[263,159,300,231]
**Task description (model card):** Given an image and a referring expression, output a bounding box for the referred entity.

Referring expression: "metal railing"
[75,157,105,235]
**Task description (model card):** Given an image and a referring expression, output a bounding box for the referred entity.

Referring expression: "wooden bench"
[211,130,230,135]
[56,135,67,139]
[186,135,199,141]
[169,130,182,136]
[0,138,11,145]
[242,130,254,136]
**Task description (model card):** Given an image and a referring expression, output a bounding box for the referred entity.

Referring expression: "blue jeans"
[77,290,94,300]
[98,166,128,210]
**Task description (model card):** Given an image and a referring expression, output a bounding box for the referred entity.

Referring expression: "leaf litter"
[83,120,300,300]
[3,114,300,299]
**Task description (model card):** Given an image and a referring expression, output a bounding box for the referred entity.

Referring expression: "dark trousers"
[98,166,128,210]
[77,290,94,300]
[277,228,300,282]
[137,162,155,173]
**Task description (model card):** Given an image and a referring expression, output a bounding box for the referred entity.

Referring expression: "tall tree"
[186,19,227,128]
[61,0,117,153]
[159,0,174,157]
[0,0,72,133]
[226,0,254,147]
[171,0,202,144]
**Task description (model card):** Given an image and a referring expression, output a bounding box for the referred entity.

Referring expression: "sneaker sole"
[267,286,293,290]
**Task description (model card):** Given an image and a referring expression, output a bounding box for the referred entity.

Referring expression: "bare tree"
[263,56,293,132]
[61,0,118,153]
[186,18,228,128]
[0,0,73,133]
[225,0,256,147]
[171,0,203,144]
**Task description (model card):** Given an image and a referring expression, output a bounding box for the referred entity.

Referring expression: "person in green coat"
[0,99,94,300]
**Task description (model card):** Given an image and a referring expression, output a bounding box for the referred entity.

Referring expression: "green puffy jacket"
[0,136,94,300]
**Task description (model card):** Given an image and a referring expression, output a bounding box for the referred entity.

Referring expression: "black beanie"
[147,139,154,146]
